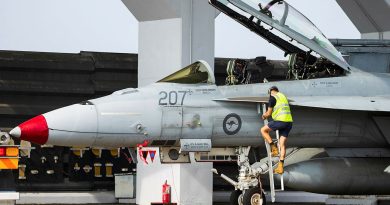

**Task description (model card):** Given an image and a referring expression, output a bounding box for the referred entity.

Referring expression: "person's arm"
[262,107,273,120]
[265,107,273,118]
[262,96,276,120]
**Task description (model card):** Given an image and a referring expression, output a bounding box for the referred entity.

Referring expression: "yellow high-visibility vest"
[271,92,293,122]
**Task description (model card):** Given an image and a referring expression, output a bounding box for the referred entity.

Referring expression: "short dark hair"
[269,86,279,92]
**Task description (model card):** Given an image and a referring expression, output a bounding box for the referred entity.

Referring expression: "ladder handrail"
[276,130,284,191]
[261,103,284,203]
[262,103,276,203]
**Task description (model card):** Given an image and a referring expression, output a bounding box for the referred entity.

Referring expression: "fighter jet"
[9,0,390,204]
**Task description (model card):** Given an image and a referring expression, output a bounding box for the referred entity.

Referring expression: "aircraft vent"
[150,140,177,146]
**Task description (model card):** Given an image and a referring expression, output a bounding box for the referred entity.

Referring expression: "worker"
[260,86,293,174]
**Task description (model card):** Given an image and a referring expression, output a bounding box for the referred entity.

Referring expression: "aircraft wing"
[215,96,390,112]
[385,165,390,174]
[289,96,390,112]
[214,96,270,103]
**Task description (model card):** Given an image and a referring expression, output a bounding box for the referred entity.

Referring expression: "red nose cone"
[18,115,49,145]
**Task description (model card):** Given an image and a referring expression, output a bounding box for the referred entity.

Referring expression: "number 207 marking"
[159,91,187,105]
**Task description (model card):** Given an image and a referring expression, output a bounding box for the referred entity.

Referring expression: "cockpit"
[157,61,215,84]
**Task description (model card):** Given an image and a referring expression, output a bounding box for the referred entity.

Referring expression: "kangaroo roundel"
[223,113,242,135]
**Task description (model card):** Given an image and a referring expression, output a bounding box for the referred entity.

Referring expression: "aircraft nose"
[10,115,49,145]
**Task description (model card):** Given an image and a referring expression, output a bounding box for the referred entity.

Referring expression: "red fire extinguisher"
[162,180,171,204]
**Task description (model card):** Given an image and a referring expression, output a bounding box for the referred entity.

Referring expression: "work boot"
[270,143,279,157]
[274,161,284,174]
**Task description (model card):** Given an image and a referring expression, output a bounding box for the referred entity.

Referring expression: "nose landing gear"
[213,146,270,205]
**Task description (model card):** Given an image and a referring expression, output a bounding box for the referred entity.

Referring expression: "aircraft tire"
[230,190,243,205]
[242,187,266,205]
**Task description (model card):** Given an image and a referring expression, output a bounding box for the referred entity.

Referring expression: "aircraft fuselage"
[15,71,390,148]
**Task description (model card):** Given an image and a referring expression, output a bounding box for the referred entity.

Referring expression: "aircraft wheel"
[243,187,266,205]
[230,190,243,205]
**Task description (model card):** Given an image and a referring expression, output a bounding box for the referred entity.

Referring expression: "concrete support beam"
[121,0,218,87]
[135,148,212,205]
[362,31,390,40]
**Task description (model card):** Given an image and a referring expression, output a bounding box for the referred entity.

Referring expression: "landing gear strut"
[213,146,274,205]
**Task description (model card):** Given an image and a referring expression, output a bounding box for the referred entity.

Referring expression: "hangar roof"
[337,0,390,35]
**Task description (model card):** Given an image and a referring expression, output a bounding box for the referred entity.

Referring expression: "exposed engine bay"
[286,53,343,80]
[225,54,344,85]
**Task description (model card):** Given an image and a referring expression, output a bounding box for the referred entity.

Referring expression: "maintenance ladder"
[258,103,284,203]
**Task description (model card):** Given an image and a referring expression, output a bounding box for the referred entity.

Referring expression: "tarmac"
[2,191,390,205]
[3,191,327,204]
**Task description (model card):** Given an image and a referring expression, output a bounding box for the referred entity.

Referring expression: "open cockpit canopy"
[157,60,215,84]
[210,0,351,72]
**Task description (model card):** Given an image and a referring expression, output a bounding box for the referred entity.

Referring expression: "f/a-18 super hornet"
[8,0,390,204]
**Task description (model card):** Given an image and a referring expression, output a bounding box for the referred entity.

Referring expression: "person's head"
[268,86,279,95]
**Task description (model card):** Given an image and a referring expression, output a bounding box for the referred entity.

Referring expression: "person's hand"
[262,114,267,120]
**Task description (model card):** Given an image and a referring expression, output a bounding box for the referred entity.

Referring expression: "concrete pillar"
[121,0,218,87]
[119,2,216,204]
